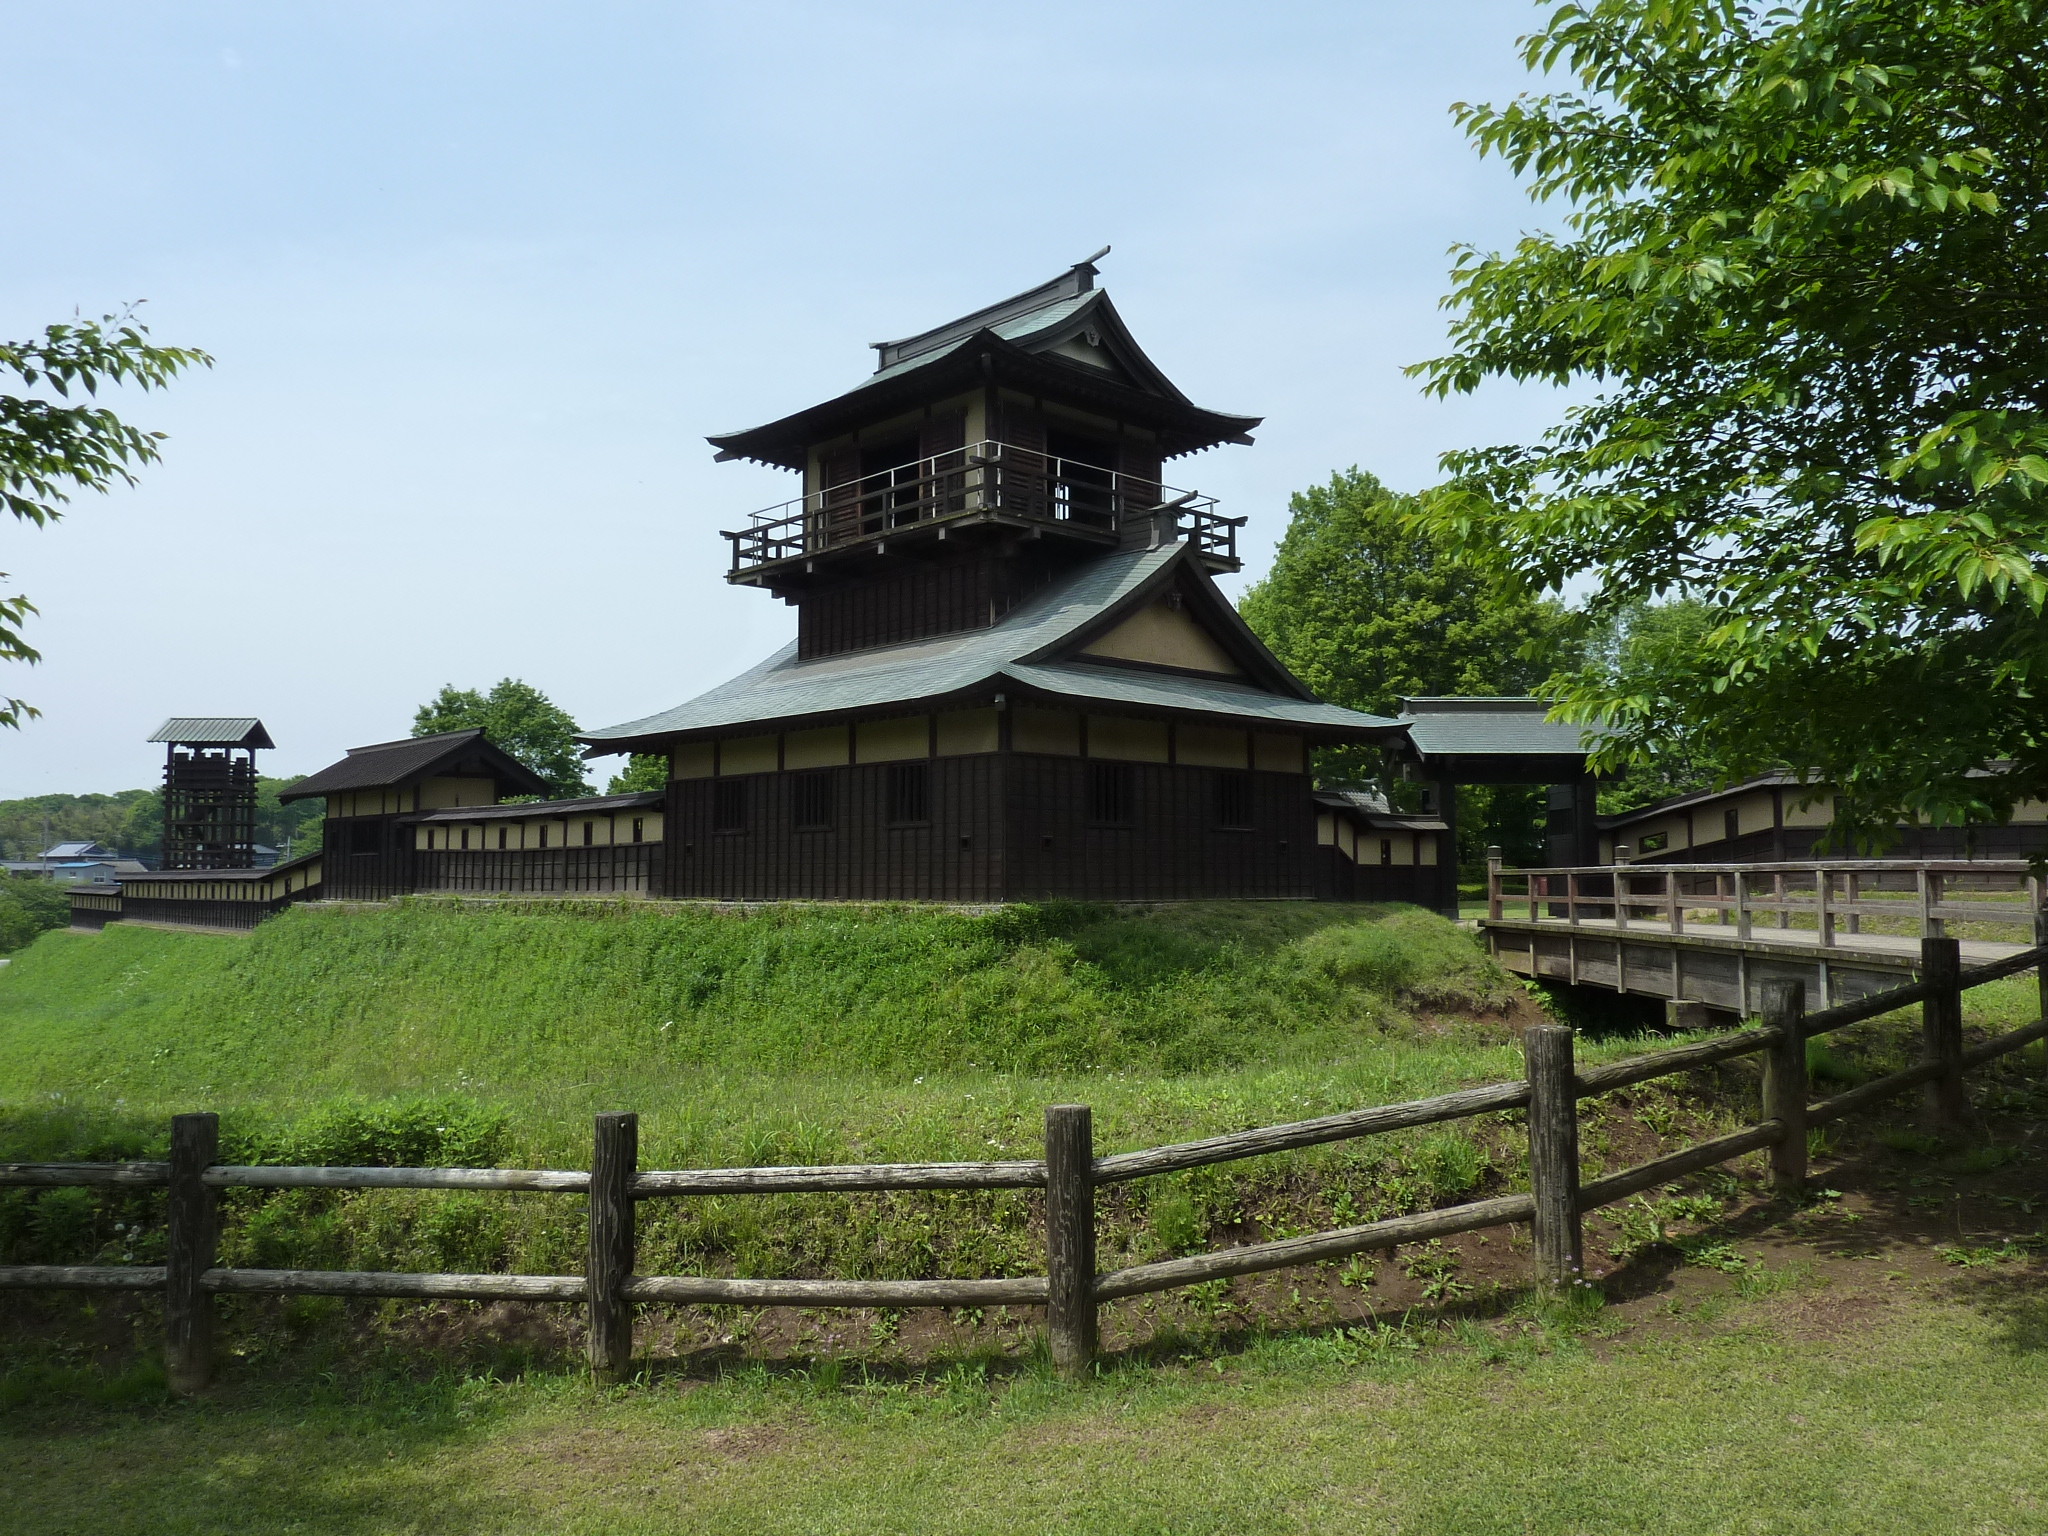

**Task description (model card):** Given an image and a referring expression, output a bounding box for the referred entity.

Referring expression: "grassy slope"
[0,898,1529,1167]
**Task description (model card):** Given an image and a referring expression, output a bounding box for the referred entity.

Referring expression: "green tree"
[605,754,668,795]
[0,874,69,953]
[1415,0,2048,847]
[2,311,210,727]
[413,678,590,799]
[1577,598,1731,813]
[1239,468,1581,866]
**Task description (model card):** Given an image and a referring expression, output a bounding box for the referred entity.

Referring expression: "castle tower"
[584,256,1412,903]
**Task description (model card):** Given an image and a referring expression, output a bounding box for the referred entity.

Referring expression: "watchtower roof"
[147,717,273,749]
[708,251,1262,470]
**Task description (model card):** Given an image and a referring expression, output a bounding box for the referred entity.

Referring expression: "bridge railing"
[1486,855,2042,948]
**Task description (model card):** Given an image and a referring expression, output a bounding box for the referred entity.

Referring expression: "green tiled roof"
[1397,697,1596,760]
[583,546,1401,749]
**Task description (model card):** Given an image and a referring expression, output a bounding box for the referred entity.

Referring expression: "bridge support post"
[1760,981,1807,1198]
[1523,1025,1583,1293]
[1920,937,1966,1137]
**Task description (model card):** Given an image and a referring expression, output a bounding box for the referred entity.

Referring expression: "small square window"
[713,779,749,832]
[631,817,644,844]
[583,821,595,847]
[1214,770,1254,829]
[1088,762,1133,825]
[498,827,508,850]
[1639,831,1669,854]
[539,825,550,849]
[792,770,835,830]
[1380,838,1392,866]
[887,763,929,825]
[1724,808,1740,842]
[459,828,471,851]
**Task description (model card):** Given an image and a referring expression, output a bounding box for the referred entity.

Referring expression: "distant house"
[4,841,150,884]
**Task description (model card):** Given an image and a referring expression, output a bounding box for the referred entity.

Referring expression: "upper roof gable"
[279,729,552,802]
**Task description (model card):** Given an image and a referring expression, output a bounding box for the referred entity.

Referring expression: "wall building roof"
[279,729,552,802]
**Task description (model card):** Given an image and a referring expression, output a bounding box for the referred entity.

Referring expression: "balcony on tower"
[707,250,1261,637]
[724,437,1242,582]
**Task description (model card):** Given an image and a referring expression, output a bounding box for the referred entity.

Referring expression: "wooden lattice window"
[1088,762,1133,825]
[887,763,929,825]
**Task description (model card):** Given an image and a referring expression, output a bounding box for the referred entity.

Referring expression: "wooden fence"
[5,937,2045,1390]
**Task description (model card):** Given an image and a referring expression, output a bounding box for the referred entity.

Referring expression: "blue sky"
[1,0,1571,796]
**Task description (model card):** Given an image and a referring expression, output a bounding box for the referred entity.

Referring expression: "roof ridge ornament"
[867,246,1114,374]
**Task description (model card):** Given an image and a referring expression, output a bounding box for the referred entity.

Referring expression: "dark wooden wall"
[1312,848,1445,906]
[413,845,661,895]
[660,754,1322,903]
[1002,757,1317,901]
[320,815,416,900]
[795,550,1066,659]
[115,895,297,931]
[665,756,1008,902]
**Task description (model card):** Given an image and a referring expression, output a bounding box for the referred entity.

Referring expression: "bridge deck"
[1480,915,2027,1014]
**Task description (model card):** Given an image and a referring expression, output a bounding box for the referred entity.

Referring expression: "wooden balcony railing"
[722,440,1242,575]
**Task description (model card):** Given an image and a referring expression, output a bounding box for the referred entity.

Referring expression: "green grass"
[5,1280,2045,1535]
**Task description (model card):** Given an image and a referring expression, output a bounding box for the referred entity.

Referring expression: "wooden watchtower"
[148,717,274,870]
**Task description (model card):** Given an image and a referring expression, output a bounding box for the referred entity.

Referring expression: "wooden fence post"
[1760,980,1807,1198]
[588,1111,637,1384]
[1920,937,1966,1136]
[1523,1025,1583,1292]
[1044,1104,1096,1377]
[1486,846,1503,921]
[165,1112,219,1396]
[2036,907,2048,1081]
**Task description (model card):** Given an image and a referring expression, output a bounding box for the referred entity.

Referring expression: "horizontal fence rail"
[6,936,2044,1387]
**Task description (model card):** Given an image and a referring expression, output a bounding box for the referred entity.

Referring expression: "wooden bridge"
[1480,858,2043,1016]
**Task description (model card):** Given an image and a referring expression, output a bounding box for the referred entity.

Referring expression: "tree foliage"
[605,754,668,795]
[1415,0,2048,846]
[413,678,590,799]
[1239,468,1580,864]
[1577,598,1730,812]
[1,311,211,728]
[0,875,69,954]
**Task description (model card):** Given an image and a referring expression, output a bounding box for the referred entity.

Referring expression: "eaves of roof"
[708,303,1260,469]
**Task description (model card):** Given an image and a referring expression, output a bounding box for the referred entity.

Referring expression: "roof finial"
[1074,246,1111,288]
